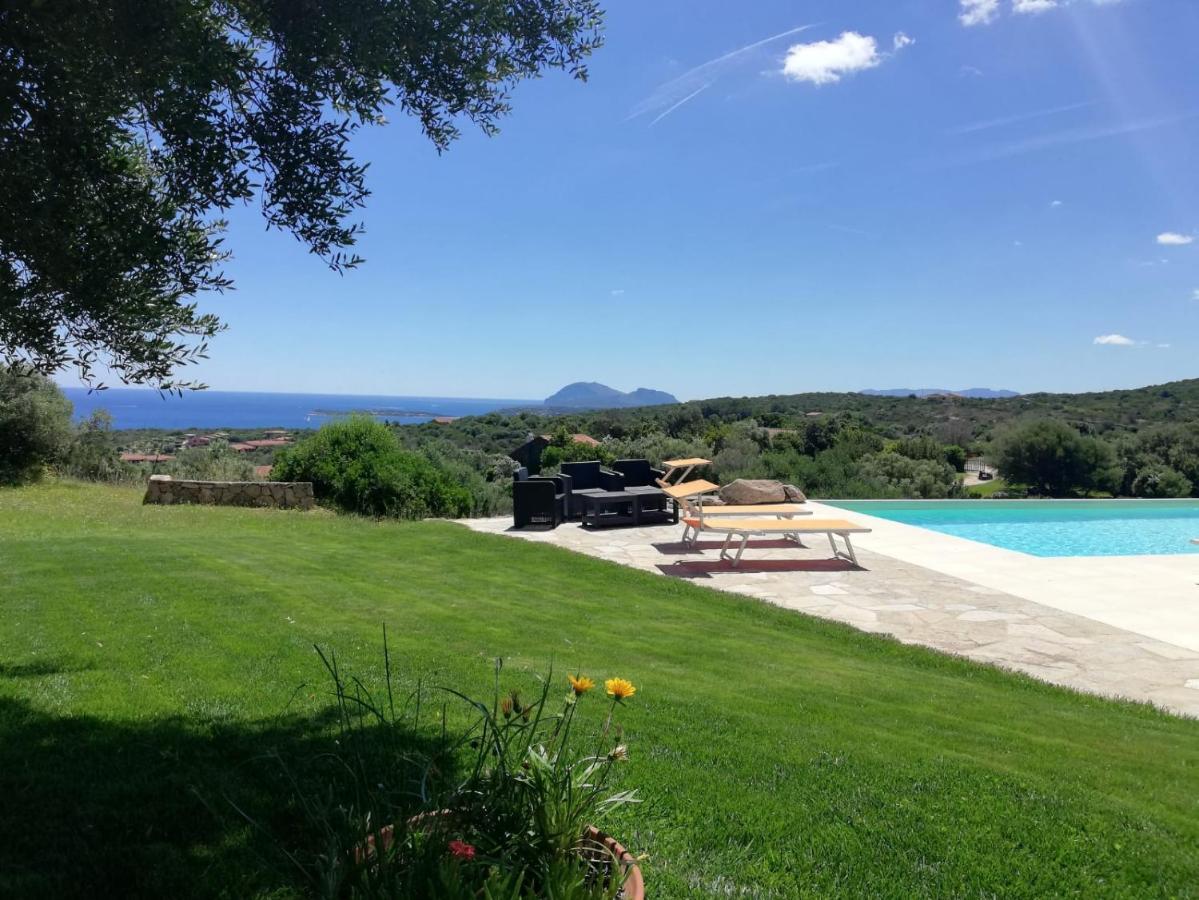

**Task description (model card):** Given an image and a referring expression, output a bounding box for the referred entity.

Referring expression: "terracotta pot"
[355,819,644,899]
[583,825,645,900]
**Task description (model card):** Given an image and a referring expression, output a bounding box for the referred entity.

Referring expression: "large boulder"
[719,479,787,505]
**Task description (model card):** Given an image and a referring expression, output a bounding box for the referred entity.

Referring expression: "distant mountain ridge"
[544,382,678,409]
[860,388,1021,399]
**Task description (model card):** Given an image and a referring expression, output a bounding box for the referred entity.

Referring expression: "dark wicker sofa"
[611,458,671,518]
[558,461,625,518]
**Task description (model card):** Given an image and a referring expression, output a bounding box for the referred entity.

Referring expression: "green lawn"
[2,482,1198,898]
[966,477,1009,497]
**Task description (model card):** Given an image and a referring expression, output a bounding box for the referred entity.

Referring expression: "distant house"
[263,429,290,438]
[509,433,600,473]
[182,434,213,449]
[120,453,174,464]
[431,416,458,425]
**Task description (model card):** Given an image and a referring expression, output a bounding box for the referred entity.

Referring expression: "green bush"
[859,451,961,499]
[63,410,141,484]
[0,365,74,484]
[272,417,471,518]
[893,435,966,472]
[164,440,256,482]
[1131,464,1192,499]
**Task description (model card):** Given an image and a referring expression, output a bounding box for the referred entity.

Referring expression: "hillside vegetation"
[15,371,1199,516]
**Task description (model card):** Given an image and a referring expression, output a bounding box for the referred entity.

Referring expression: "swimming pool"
[827,500,1199,557]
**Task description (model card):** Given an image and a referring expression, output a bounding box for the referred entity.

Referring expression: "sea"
[62,388,539,430]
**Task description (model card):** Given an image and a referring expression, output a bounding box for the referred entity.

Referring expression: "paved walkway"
[460,505,1199,718]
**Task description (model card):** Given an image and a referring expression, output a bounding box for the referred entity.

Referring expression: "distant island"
[543,382,678,409]
[860,388,1021,399]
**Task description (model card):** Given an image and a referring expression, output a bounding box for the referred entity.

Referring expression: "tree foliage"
[1130,464,1192,499]
[859,452,961,499]
[63,410,140,484]
[0,365,74,483]
[0,0,603,389]
[994,420,1117,497]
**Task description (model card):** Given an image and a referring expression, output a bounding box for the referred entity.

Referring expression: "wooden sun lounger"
[680,501,811,545]
[685,516,871,567]
[658,458,712,488]
[661,479,720,501]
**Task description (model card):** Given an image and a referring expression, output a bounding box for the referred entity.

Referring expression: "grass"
[966,477,1009,497]
[2,481,1198,898]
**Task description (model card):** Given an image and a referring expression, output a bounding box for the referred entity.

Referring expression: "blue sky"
[74,0,1199,400]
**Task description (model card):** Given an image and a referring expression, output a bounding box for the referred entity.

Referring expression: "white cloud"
[782,32,886,85]
[959,65,985,77]
[1192,289,1199,301]
[1013,0,1058,14]
[960,0,1001,26]
[1157,343,1172,349]
[963,0,1126,26]
[893,32,915,50]
[1157,232,1195,246]
[1093,334,1135,346]
[610,289,626,297]
[1050,199,1064,207]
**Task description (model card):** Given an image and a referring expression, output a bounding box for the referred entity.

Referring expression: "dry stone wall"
[144,475,314,510]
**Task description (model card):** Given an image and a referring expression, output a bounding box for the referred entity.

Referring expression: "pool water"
[828,500,1199,557]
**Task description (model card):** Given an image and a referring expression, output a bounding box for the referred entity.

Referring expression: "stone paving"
[460,513,1199,718]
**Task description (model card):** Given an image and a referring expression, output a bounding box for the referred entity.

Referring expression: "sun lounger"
[661,479,720,501]
[658,458,712,487]
[679,501,811,545]
[684,516,871,567]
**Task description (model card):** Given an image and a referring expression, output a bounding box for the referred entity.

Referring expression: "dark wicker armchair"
[512,467,566,529]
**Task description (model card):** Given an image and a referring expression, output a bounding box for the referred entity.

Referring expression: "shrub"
[859,451,960,499]
[0,365,74,484]
[893,435,967,472]
[1131,464,1192,499]
[63,410,141,484]
[272,417,471,518]
[541,440,614,470]
[164,440,256,481]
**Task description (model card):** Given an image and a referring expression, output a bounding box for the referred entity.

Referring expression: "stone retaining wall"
[144,475,314,510]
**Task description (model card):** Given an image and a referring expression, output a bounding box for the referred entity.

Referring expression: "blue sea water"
[62,388,538,430]
[829,500,1199,558]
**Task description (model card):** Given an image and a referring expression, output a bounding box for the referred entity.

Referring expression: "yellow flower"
[605,678,636,701]
[568,674,595,696]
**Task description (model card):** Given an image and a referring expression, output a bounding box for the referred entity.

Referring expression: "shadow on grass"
[0,696,455,899]
[0,658,93,678]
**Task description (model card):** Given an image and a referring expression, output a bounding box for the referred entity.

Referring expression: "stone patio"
[460,503,1199,718]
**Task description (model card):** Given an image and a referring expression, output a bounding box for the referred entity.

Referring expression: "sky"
[67,0,1199,400]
